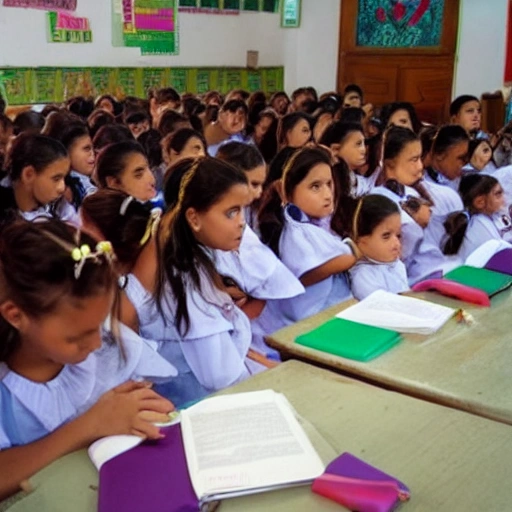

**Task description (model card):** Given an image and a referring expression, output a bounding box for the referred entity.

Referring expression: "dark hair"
[400,196,432,218]
[92,124,134,152]
[343,84,363,100]
[380,102,422,134]
[419,125,438,159]
[258,146,333,256]
[95,94,117,112]
[248,91,267,111]
[6,134,68,181]
[319,121,364,148]
[277,112,313,147]
[220,99,249,115]
[339,107,365,124]
[182,96,205,118]
[95,140,146,187]
[450,95,480,117]
[330,159,358,238]
[467,138,493,162]
[137,129,163,168]
[0,219,116,360]
[291,87,310,102]
[0,94,5,116]
[431,125,469,156]
[204,104,219,124]
[81,189,155,268]
[154,87,180,106]
[225,89,250,102]
[0,114,14,139]
[157,110,190,136]
[49,121,90,151]
[443,174,499,255]
[265,146,297,187]
[161,128,206,157]
[352,194,400,239]
[40,104,62,118]
[216,141,265,172]
[163,157,195,208]
[124,108,151,126]
[88,109,116,139]
[66,96,94,120]
[383,125,420,161]
[318,93,342,114]
[203,90,223,105]
[13,111,45,136]
[157,157,247,334]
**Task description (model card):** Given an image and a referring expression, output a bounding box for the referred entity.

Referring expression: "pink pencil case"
[312,452,410,512]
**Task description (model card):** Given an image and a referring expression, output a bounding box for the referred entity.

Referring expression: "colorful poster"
[356,0,445,47]
[0,66,284,104]
[281,0,300,27]
[47,11,92,43]
[113,0,179,55]
[2,0,76,9]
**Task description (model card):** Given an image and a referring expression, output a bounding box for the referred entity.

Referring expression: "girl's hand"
[85,381,175,440]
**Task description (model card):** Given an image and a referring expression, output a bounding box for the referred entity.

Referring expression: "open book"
[180,389,325,506]
[336,290,457,335]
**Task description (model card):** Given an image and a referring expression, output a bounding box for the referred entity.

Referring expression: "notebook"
[444,265,512,297]
[336,290,457,335]
[295,317,401,362]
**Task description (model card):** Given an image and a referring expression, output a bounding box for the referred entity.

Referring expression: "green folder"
[295,318,401,362]
[444,265,512,297]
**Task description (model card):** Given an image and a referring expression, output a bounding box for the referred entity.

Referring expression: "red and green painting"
[357,0,445,47]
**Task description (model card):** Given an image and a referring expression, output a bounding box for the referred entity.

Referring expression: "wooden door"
[337,0,460,124]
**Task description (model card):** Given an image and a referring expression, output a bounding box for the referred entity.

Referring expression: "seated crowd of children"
[0,84,511,499]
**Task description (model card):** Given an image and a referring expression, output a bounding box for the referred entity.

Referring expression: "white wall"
[0,0,340,95]
[0,0,506,99]
[453,0,508,98]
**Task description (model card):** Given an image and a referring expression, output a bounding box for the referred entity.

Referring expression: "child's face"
[470,141,493,171]
[172,136,205,163]
[187,183,250,252]
[387,140,423,186]
[254,116,274,143]
[436,141,469,180]
[12,291,113,372]
[218,108,246,135]
[482,184,505,214]
[358,213,402,263]
[453,101,481,134]
[245,164,266,203]
[286,119,311,148]
[337,131,366,170]
[69,135,95,176]
[108,152,156,202]
[26,157,70,207]
[290,163,334,219]
[128,120,150,139]
[343,92,362,108]
[388,109,413,131]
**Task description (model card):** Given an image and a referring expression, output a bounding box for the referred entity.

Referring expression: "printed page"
[336,290,456,334]
[180,390,325,501]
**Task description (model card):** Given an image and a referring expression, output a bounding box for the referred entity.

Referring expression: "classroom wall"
[0,0,339,95]
[0,1,507,99]
[453,0,509,98]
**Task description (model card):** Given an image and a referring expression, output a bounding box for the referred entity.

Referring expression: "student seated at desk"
[443,173,512,261]
[258,146,357,322]
[349,195,410,300]
[0,220,174,501]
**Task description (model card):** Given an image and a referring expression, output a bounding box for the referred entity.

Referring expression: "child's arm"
[0,381,173,501]
[299,254,357,287]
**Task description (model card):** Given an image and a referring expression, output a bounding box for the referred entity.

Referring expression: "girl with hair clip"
[0,219,175,500]
[95,140,156,202]
[0,133,78,226]
[424,125,470,191]
[258,147,357,322]
[319,121,373,196]
[349,195,410,300]
[372,126,448,282]
[443,174,512,261]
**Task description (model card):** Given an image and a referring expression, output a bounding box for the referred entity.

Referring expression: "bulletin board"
[0,66,284,104]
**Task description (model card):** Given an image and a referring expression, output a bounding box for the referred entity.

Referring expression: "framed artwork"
[356,0,445,48]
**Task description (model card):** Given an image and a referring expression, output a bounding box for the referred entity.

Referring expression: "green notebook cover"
[295,318,401,362]
[444,265,512,297]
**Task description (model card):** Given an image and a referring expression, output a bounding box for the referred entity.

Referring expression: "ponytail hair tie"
[462,210,471,221]
[119,195,135,216]
[139,207,162,246]
[352,197,364,240]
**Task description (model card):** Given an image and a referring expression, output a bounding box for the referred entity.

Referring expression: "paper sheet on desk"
[336,290,456,335]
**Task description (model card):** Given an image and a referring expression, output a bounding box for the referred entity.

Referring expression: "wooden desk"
[3,361,512,511]
[266,289,512,425]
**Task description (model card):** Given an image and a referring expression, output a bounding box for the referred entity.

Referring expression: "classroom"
[1,1,512,511]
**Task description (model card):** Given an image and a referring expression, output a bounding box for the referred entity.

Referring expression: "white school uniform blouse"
[213,225,304,355]
[124,264,262,395]
[0,323,177,450]
[349,258,409,301]
[275,204,352,322]
[458,213,504,262]
[424,167,460,192]
[490,165,512,243]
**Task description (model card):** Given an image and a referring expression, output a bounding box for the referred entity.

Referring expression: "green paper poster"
[281,0,300,27]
